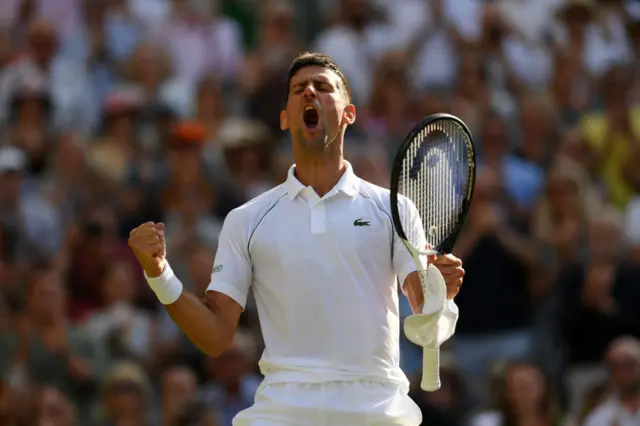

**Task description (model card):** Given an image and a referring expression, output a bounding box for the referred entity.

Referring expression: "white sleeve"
[206,209,252,309]
[392,196,427,285]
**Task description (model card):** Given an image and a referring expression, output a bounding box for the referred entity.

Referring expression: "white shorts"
[232,380,422,426]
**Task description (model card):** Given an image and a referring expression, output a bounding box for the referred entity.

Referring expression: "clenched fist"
[128,222,166,277]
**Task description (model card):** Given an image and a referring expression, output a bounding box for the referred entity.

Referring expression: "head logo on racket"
[409,130,448,179]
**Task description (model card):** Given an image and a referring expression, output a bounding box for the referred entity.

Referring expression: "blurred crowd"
[0,0,640,425]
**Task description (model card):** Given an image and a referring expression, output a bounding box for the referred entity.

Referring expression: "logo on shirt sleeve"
[353,218,370,227]
[212,265,223,273]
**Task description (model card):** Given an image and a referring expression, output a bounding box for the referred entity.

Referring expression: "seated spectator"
[470,360,563,426]
[84,260,156,368]
[583,336,640,426]
[161,365,198,426]
[0,20,95,134]
[575,381,608,426]
[0,265,105,424]
[173,397,221,426]
[0,146,62,263]
[120,41,193,120]
[35,386,78,426]
[97,361,153,426]
[201,329,262,426]
[154,0,243,87]
[219,118,274,200]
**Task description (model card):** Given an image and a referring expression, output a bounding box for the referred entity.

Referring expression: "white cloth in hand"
[404,263,459,348]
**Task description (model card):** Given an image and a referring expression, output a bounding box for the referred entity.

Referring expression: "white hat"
[0,146,27,174]
[219,118,270,150]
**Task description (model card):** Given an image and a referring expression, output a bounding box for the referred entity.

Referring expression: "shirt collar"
[284,160,360,200]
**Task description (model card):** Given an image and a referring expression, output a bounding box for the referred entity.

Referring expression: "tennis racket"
[390,113,476,391]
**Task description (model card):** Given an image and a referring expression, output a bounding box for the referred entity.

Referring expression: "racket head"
[390,113,476,254]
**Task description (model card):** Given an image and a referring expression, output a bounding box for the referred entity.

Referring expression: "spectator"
[120,42,192,120]
[550,51,592,127]
[201,329,262,426]
[575,381,608,426]
[479,4,552,116]
[84,259,156,367]
[581,65,640,209]
[478,113,542,215]
[450,48,489,135]
[0,146,61,264]
[0,265,105,423]
[533,156,600,271]
[363,52,414,148]
[97,361,152,426]
[583,336,640,426]
[558,207,640,366]
[4,78,54,178]
[160,365,198,426]
[242,0,301,135]
[471,360,563,426]
[450,169,539,398]
[551,0,631,78]
[218,118,274,199]
[195,76,226,160]
[313,0,389,105]
[155,0,243,87]
[173,397,220,426]
[0,20,95,134]
[35,386,78,426]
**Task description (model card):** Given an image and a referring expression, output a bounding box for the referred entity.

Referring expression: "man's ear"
[280,110,289,130]
[342,104,356,126]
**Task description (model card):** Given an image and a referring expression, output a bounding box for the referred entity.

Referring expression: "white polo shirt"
[584,396,640,426]
[207,162,425,390]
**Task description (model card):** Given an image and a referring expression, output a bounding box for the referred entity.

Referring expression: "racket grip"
[421,347,441,392]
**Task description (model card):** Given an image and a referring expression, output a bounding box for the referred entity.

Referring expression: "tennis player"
[129,52,464,426]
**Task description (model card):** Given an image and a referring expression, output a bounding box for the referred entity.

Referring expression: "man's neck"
[293,148,346,197]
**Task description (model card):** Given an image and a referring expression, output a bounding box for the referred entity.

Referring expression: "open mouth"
[303,105,319,131]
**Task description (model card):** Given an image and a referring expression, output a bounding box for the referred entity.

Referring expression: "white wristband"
[144,262,183,305]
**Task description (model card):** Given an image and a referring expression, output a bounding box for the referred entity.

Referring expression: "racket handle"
[421,347,441,391]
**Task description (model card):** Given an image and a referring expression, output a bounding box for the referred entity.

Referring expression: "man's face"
[607,347,640,396]
[28,26,57,66]
[28,271,66,320]
[38,387,75,426]
[281,66,355,152]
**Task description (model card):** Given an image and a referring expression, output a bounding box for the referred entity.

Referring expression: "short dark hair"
[286,52,352,102]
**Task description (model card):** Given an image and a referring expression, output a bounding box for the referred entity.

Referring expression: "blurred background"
[0,0,640,425]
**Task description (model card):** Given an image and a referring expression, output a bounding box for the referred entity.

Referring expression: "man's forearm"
[164,292,234,357]
[146,264,234,357]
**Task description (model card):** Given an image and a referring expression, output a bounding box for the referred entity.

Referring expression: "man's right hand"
[128,222,166,277]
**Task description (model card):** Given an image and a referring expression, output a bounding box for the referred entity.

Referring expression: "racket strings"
[399,120,470,250]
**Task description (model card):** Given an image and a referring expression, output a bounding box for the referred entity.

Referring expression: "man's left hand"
[428,252,464,300]
[403,249,465,314]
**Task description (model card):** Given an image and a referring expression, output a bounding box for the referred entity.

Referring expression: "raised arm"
[129,211,251,357]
